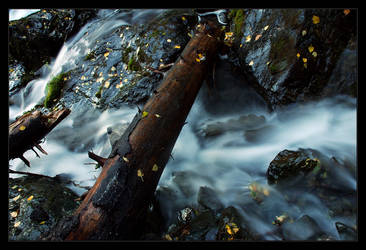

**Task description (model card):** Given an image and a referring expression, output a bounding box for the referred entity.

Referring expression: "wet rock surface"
[227,9,357,109]
[8,176,80,240]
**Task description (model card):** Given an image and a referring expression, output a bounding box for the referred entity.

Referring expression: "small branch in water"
[88,151,107,167]
[9,168,52,179]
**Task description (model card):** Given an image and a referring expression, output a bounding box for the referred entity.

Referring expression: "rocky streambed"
[8,9,357,241]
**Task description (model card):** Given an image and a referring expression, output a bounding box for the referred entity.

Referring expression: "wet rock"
[243,124,277,143]
[281,215,326,240]
[335,222,357,240]
[197,114,266,138]
[8,176,80,240]
[227,9,357,109]
[266,148,320,185]
[197,186,224,212]
[9,9,97,73]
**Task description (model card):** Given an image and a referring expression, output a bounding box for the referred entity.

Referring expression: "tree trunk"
[9,108,71,166]
[45,18,224,240]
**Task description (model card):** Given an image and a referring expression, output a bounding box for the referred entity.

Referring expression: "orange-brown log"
[9,108,71,166]
[45,18,224,241]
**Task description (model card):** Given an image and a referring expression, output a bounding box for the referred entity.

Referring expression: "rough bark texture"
[44,18,224,241]
[9,109,71,166]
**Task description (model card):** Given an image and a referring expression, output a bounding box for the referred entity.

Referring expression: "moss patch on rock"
[44,71,69,108]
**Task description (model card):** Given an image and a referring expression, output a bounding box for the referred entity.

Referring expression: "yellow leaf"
[312,51,317,57]
[182,16,186,21]
[248,60,254,66]
[308,45,314,53]
[296,53,301,58]
[302,58,307,63]
[122,156,129,163]
[263,188,270,196]
[312,15,320,24]
[155,114,161,118]
[165,234,173,241]
[124,78,128,83]
[104,81,110,88]
[166,39,172,43]
[13,195,20,201]
[27,195,34,201]
[245,35,251,42]
[304,63,307,69]
[263,25,269,31]
[11,185,18,190]
[14,221,21,228]
[174,45,181,49]
[195,58,201,63]
[137,169,144,182]
[240,43,243,48]
[26,25,30,29]
[255,34,262,41]
[39,221,46,225]
[225,224,233,235]
[187,32,192,38]
[19,125,26,131]
[344,9,350,16]
[111,66,116,71]
[142,111,149,118]
[302,30,307,36]
[152,164,159,172]
[104,51,110,58]
[10,211,18,218]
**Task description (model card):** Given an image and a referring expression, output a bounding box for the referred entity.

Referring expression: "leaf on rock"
[344,9,351,16]
[245,35,251,42]
[10,211,18,218]
[14,221,21,228]
[152,164,159,172]
[312,15,320,24]
[19,125,26,131]
[142,111,149,118]
[302,30,307,36]
[255,34,262,41]
[308,45,314,53]
[302,58,307,63]
[27,195,34,201]
[122,156,129,163]
[263,25,269,31]
[137,169,144,182]
[13,195,21,201]
[296,53,300,58]
[312,51,318,57]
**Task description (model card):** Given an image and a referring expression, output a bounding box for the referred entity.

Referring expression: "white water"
[8,9,357,240]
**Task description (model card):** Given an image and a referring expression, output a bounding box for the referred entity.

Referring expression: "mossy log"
[44,18,224,240]
[9,109,71,167]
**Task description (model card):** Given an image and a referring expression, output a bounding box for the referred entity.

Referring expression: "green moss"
[127,56,142,71]
[84,51,95,61]
[95,84,103,98]
[44,72,69,108]
[229,9,245,38]
[122,46,133,64]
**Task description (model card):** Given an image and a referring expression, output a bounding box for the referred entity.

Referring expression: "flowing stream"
[9,9,357,240]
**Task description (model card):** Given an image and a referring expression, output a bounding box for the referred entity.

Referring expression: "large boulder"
[227,9,357,109]
[8,175,80,240]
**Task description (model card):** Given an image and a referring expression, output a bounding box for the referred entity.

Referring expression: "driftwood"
[44,18,224,240]
[9,108,71,166]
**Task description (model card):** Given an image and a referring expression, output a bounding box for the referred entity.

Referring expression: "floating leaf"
[312,51,317,57]
[152,164,159,172]
[27,195,34,201]
[10,211,18,218]
[344,9,350,16]
[312,15,320,24]
[14,221,21,228]
[13,195,20,201]
[142,111,149,118]
[255,34,262,41]
[302,30,307,36]
[19,125,26,131]
[137,169,144,182]
[308,45,314,53]
[245,35,251,42]
[263,25,269,31]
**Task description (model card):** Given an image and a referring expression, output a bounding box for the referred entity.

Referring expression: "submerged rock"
[8,176,80,240]
[281,215,326,240]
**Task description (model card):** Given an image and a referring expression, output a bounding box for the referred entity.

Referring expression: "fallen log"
[44,17,224,240]
[9,108,71,166]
